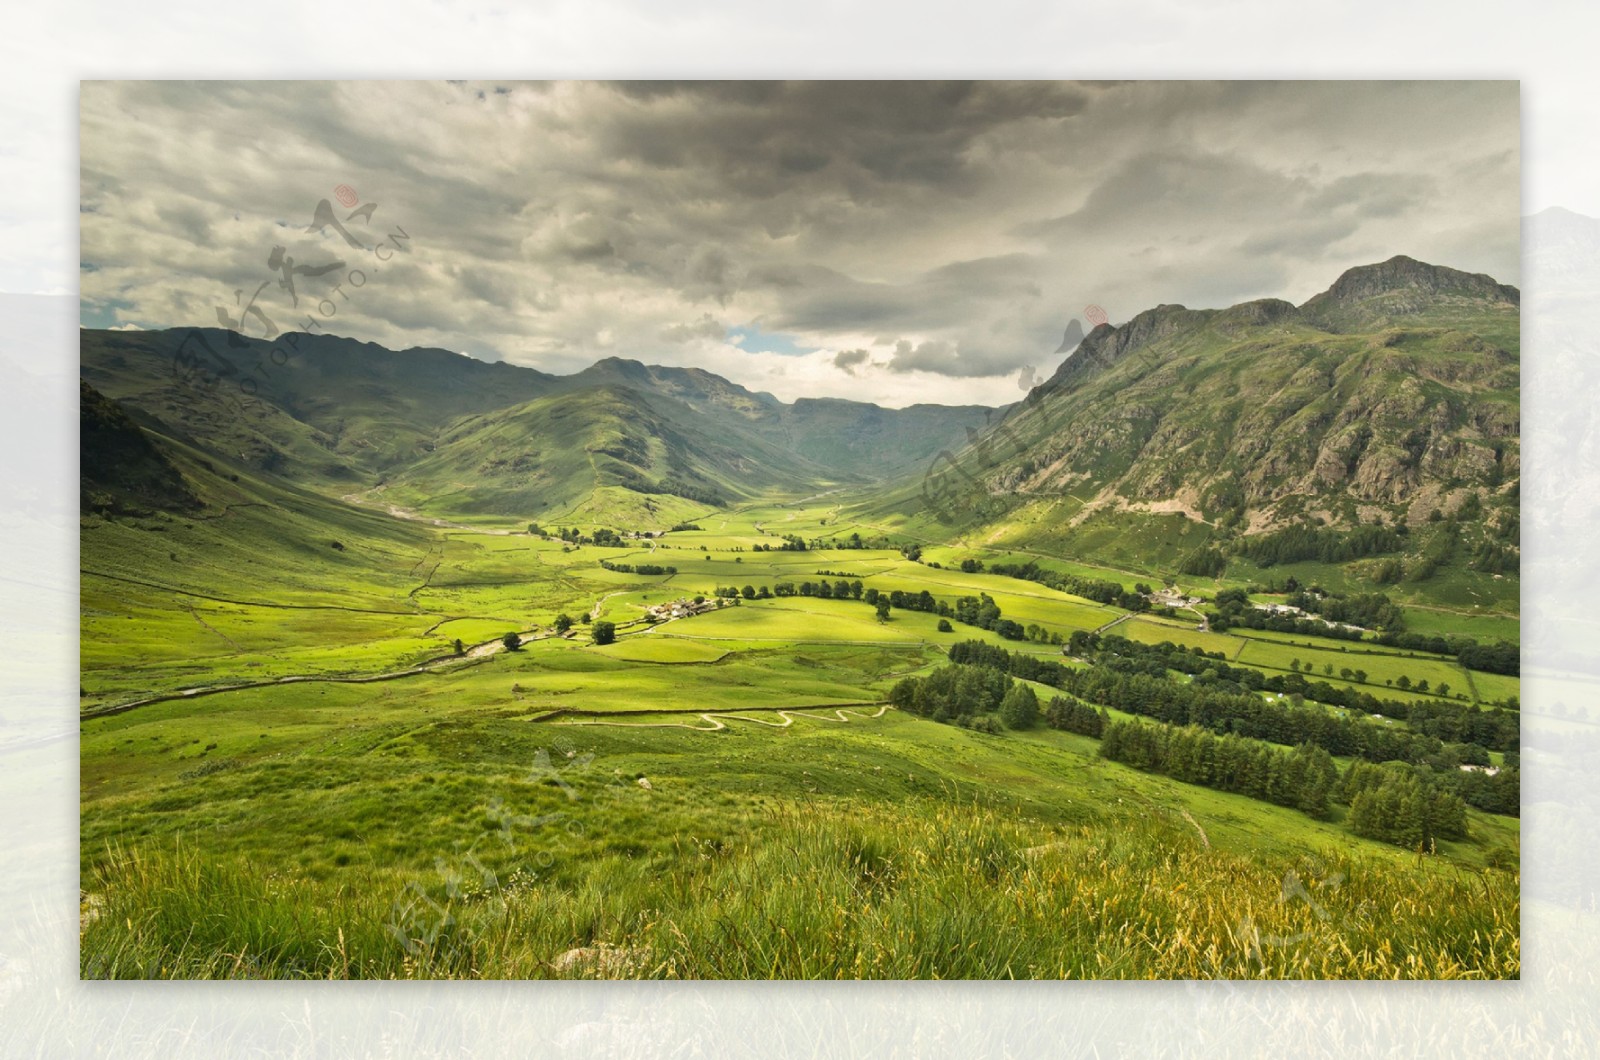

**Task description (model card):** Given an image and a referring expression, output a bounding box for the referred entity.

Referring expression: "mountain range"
[81,255,1520,569]
[79,327,993,516]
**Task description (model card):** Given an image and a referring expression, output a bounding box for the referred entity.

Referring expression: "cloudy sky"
[80,80,1519,407]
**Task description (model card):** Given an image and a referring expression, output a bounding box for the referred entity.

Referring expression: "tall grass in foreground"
[82,803,1517,979]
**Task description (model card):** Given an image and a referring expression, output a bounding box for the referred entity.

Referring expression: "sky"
[79,80,1521,407]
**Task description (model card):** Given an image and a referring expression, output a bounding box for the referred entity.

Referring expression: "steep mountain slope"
[80,380,200,515]
[563,357,994,476]
[880,257,1519,596]
[379,383,843,518]
[976,257,1515,523]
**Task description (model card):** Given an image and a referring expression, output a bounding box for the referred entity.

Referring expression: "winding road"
[559,703,893,731]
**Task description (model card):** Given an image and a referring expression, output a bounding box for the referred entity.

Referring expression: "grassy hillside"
[377,384,844,521]
[80,381,200,515]
[81,471,1519,979]
[81,328,561,488]
[869,258,1519,616]
[565,357,995,478]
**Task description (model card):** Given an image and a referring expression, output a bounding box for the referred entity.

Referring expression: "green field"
[80,456,1521,979]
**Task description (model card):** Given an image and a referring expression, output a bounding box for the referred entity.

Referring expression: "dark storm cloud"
[832,347,870,374]
[80,80,1520,406]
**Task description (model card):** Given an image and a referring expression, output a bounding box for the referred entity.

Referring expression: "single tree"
[592,620,616,646]
[501,632,522,651]
[554,613,575,633]
[937,618,954,633]
[875,598,892,622]
[453,638,465,656]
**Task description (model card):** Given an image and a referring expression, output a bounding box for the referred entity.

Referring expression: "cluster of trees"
[1469,538,1518,576]
[1178,546,1229,578]
[652,476,725,507]
[544,526,640,546]
[599,560,678,576]
[1233,524,1404,567]
[1208,588,1366,640]
[817,531,895,550]
[1100,719,1339,818]
[896,635,1513,846]
[1044,695,1105,737]
[1097,715,1481,848]
[955,636,1517,774]
[1340,762,1468,847]
[886,663,1039,730]
[1284,590,1405,631]
[1437,761,1520,816]
[669,522,703,532]
[945,593,1023,639]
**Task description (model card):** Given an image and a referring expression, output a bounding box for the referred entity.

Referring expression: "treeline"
[1099,717,1482,846]
[1233,524,1404,567]
[766,579,864,599]
[976,558,1151,612]
[540,526,646,547]
[900,645,1511,843]
[652,476,726,507]
[1100,719,1339,818]
[1372,631,1519,678]
[1208,589,1519,682]
[952,636,1518,766]
[599,560,678,576]
[818,531,896,550]
[723,578,1032,641]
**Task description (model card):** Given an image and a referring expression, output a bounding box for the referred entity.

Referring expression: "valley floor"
[79,486,1521,979]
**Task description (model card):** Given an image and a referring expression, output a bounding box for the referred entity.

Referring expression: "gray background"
[3,1,1596,1056]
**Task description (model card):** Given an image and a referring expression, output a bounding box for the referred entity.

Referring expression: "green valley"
[78,257,1521,981]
